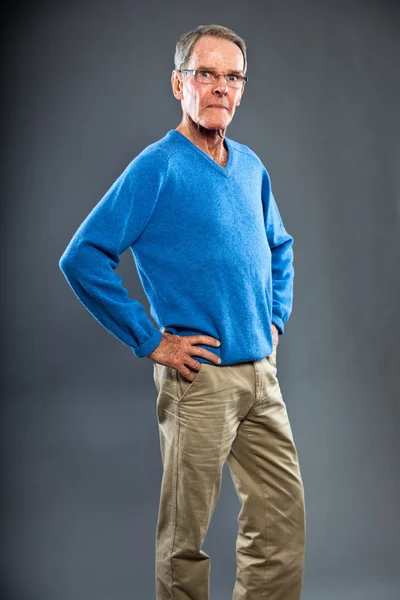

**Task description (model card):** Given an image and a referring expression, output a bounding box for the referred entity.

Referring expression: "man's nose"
[212,74,229,94]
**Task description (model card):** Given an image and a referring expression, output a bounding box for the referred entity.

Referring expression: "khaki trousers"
[153,347,306,600]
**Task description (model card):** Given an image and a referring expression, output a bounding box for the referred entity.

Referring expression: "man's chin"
[199,117,232,131]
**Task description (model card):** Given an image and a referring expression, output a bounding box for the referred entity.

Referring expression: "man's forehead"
[189,36,244,71]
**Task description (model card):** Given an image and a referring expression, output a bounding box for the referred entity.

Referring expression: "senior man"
[59,23,306,600]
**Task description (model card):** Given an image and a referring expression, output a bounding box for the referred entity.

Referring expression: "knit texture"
[59,129,294,365]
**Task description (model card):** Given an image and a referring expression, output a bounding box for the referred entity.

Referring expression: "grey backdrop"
[3,1,400,599]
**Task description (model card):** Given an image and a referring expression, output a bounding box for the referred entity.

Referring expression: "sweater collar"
[167,129,234,178]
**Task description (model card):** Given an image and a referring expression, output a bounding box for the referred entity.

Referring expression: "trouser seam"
[242,420,270,598]
[168,402,180,599]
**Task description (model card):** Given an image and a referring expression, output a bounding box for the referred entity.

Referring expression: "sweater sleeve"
[59,150,168,358]
[261,167,294,335]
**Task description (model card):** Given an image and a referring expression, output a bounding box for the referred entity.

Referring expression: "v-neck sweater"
[59,129,294,365]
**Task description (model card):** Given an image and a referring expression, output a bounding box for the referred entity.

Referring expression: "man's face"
[172,35,246,131]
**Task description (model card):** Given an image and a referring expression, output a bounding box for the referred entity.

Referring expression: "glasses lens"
[194,71,213,84]
[227,78,242,88]
[194,71,244,87]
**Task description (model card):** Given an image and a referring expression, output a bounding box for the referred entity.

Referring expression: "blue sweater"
[59,129,294,366]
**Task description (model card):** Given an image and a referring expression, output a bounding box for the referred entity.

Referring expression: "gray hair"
[174,24,247,75]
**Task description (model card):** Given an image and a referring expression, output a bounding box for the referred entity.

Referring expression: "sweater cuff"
[272,317,284,335]
[131,329,163,358]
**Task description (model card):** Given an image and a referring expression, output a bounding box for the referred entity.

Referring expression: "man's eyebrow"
[195,65,244,75]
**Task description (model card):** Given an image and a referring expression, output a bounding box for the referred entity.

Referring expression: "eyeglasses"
[179,69,248,89]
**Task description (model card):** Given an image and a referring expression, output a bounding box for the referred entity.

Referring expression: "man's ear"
[171,70,184,100]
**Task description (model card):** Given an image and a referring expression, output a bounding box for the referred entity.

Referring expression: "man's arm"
[261,167,294,336]
[59,150,168,358]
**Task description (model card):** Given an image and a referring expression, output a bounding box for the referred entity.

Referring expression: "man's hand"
[148,330,221,382]
[272,323,279,348]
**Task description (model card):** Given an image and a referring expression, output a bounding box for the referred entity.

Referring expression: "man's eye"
[199,71,210,77]
[228,74,238,81]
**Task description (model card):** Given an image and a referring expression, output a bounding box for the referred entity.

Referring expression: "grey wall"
[2,1,400,599]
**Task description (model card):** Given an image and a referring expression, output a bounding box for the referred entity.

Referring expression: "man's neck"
[176,121,228,166]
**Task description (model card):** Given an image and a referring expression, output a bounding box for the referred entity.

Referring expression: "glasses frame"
[178,68,248,87]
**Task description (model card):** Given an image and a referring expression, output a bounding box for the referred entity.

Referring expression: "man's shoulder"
[228,137,265,169]
[131,133,173,166]
[105,135,175,195]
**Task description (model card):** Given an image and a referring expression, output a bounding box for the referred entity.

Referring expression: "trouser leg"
[226,353,306,600]
[153,361,255,600]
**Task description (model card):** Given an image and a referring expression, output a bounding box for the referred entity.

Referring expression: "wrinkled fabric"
[153,347,306,600]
